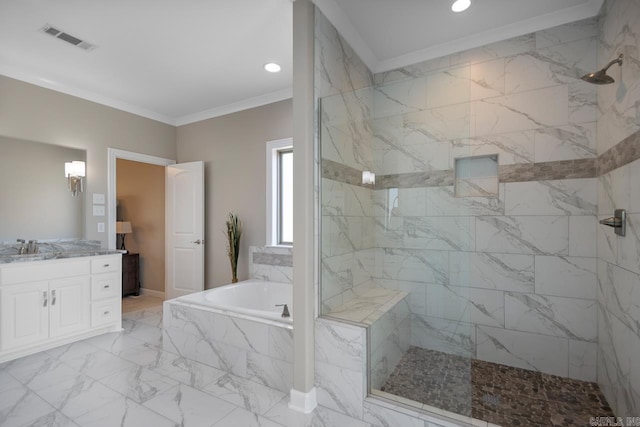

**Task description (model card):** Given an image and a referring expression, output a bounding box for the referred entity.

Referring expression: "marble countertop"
[0,239,124,264]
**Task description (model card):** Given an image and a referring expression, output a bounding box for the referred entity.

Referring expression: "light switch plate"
[97,222,105,233]
[93,205,105,216]
[93,193,105,204]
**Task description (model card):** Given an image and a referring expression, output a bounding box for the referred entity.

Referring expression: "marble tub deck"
[0,300,370,427]
[380,346,614,427]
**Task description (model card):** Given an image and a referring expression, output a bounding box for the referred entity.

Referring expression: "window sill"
[265,244,293,249]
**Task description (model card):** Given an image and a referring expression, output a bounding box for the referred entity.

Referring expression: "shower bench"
[323,286,410,390]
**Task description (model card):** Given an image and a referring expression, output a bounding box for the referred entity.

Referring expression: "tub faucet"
[275,304,290,318]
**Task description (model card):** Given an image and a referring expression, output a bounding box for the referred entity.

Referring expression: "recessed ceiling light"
[264,62,281,73]
[451,0,471,12]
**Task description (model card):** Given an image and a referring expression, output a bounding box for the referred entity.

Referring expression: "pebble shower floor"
[380,346,614,426]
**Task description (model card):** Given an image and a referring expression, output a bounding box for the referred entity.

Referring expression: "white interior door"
[166,161,205,299]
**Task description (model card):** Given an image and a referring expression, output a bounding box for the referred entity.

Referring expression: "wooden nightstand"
[122,253,140,297]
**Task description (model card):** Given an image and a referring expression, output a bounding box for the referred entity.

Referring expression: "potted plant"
[225,212,242,283]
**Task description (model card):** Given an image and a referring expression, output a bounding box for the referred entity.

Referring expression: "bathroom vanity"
[0,252,123,363]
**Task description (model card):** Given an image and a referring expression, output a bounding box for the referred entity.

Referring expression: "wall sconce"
[116,221,133,251]
[362,170,375,185]
[65,161,85,196]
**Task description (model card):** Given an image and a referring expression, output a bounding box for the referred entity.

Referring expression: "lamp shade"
[64,161,85,177]
[116,221,133,234]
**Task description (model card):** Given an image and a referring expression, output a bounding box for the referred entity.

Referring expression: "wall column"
[289,0,317,414]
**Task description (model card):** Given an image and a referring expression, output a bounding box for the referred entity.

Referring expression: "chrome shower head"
[581,54,623,84]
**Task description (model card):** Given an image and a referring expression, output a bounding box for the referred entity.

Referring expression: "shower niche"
[454,154,499,198]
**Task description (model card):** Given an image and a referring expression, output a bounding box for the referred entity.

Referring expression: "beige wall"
[177,99,293,288]
[0,75,177,246]
[116,159,165,292]
[0,136,85,241]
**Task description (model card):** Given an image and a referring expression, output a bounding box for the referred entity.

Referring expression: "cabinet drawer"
[90,256,121,274]
[91,273,120,301]
[91,300,120,327]
[0,259,90,285]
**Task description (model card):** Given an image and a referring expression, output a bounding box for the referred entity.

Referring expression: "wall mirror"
[0,135,86,242]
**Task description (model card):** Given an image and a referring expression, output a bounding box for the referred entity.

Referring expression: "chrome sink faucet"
[17,239,39,254]
[28,240,39,254]
[17,239,27,254]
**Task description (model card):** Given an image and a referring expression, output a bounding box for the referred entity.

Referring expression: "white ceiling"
[314,0,605,73]
[0,0,293,125]
[0,0,604,126]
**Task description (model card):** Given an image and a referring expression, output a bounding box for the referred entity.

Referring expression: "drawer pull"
[103,311,110,315]
[103,285,110,289]
[103,264,110,268]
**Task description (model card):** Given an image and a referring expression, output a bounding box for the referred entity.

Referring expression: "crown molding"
[376,0,605,73]
[174,87,292,126]
[315,0,605,75]
[1,65,293,127]
[0,66,176,125]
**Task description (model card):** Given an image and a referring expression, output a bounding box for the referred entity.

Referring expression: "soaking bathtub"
[172,279,293,324]
[162,280,294,392]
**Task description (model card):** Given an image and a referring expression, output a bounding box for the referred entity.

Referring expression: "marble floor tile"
[98,365,179,404]
[122,319,164,346]
[3,351,80,392]
[75,396,177,427]
[46,341,101,360]
[28,410,80,427]
[136,313,163,327]
[214,406,284,427]
[37,374,123,419]
[203,373,286,415]
[0,371,23,393]
[0,385,57,427]
[143,383,236,426]
[116,342,167,367]
[148,351,227,389]
[63,348,136,380]
[264,397,370,427]
[83,331,145,355]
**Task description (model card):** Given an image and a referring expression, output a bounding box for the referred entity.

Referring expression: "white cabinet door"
[49,277,90,338]
[0,281,49,350]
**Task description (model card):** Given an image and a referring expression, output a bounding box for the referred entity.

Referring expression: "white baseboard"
[139,288,165,299]
[288,387,317,414]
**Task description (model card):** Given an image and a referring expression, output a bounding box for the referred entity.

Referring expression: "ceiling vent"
[39,24,97,51]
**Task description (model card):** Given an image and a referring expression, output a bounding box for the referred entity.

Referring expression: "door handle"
[191,239,204,245]
[51,290,56,306]
[43,291,48,307]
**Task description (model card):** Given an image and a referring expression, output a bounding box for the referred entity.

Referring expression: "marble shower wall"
[378,18,600,382]
[249,246,293,283]
[320,15,603,382]
[316,9,377,314]
[596,0,640,417]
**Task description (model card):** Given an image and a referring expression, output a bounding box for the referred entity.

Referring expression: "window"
[266,138,293,246]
